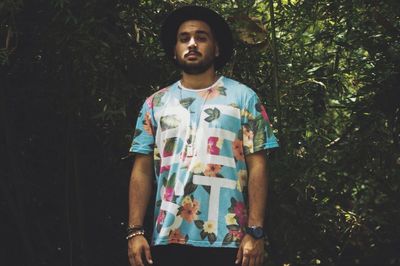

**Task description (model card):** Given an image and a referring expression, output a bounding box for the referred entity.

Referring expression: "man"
[127,6,278,266]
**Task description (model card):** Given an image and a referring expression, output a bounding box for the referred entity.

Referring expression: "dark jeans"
[150,244,239,266]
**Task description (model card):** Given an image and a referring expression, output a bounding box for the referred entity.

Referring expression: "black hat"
[160,5,233,70]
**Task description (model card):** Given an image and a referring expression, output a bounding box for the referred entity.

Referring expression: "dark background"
[1,0,399,265]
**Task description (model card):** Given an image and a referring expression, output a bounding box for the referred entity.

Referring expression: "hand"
[235,234,265,266]
[128,235,153,266]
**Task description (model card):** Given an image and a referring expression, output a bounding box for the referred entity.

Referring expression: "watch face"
[247,226,264,239]
[253,227,263,238]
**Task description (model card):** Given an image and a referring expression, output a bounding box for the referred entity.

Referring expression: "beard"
[176,52,215,74]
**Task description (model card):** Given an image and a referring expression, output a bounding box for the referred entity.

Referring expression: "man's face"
[174,20,219,74]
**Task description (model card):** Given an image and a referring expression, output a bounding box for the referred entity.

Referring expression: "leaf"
[156,222,162,233]
[184,176,197,195]
[133,129,142,138]
[243,146,250,155]
[227,224,240,231]
[177,206,182,216]
[231,197,237,206]
[202,185,211,194]
[180,97,196,109]
[204,108,221,122]
[153,91,165,107]
[229,103,240,109]
[166,173,176,187]
[164,137,177,154]
[160,115,180,130]
[162,177,167,187]
[200,230,207,240]
[222,233,234,245]
[252,117,266,147]
[208,233,217,244]
[217,87,227,96]
[195,220,204,229]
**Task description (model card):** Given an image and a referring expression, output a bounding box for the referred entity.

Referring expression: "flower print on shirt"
[207,136,223,155]
[130,76,279,248]
[178,195,201,223]
[168,228,188,244]
[156,210,166,233]
[204,164,222,177]
[232,139,245,161]
[195,219,217,245]
[222,197,247,245]
[236,170,248,192]
[242,125,254,153]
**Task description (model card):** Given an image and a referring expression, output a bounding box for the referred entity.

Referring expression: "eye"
[179,37,190,43]
[196,35,208,42]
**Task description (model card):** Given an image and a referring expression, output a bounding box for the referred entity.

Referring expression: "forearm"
[247,172,267,226]
[128,154,154,226]
[246,151,268,226]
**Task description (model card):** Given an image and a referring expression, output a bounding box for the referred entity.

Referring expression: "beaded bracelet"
[126,225,144,236]
[126,230,145,240]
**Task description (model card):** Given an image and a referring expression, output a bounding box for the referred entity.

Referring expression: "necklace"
[178,78,220,157]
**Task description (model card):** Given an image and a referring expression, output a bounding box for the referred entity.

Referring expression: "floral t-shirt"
[130,76,278,248]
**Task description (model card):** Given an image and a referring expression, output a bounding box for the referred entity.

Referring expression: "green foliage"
[1,0,399,265]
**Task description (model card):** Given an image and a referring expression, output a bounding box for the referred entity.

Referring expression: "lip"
[185,51,201,58]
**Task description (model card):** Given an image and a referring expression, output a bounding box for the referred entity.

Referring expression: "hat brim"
[161,6,233,70]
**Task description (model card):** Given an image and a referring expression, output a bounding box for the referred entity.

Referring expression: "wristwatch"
[245,226,265,239]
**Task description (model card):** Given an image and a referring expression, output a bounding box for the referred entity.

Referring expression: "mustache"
[184,50,201,57]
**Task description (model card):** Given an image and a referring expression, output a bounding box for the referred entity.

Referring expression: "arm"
[236,150,268,266]
[128,153,154,266]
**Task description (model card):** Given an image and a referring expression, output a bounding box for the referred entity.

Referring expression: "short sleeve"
[241,94,279,155]
[129,99,156,154]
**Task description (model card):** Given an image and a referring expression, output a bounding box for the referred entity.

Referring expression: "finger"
[254,256,260,266]
[235,246,243,264]
[134,252,144,266]
[144,245,153,264]
[248,256,255,266]
[128,252,135,266]
[241,249,250,266]
[259,254,264,266]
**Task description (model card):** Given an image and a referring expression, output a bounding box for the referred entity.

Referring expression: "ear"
[215,43,220,57]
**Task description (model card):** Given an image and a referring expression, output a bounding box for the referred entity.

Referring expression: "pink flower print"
[230,229,244,241]
[234,202,248,225]
[260,105,270,122]
[145,96,154,109]
[207,137,221,155]
[204,164,222,177]
[168,229,187,244]
[163,187,174,201]
[160,165,171,174]
[156,210,166,226]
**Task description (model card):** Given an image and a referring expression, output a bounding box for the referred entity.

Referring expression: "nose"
[188,37,197,48]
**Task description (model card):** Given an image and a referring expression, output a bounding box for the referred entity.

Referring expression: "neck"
[180,67,218,90]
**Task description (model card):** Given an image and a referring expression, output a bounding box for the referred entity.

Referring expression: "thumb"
[144,245,153,264]
[235,245,243,264]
